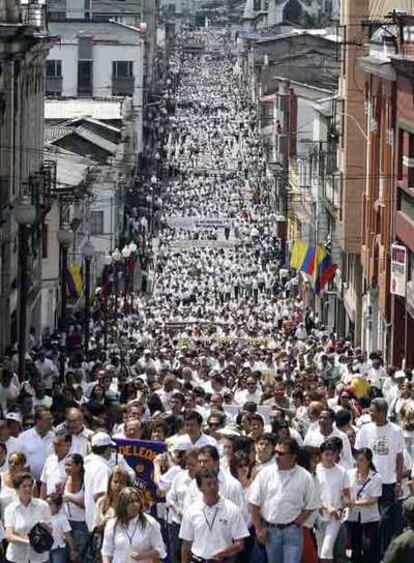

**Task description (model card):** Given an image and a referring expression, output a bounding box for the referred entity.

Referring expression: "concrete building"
[46,0,160,91]
[46,20,145,153]
[359,29,396,359]
[0,0,52,355]
[390,25,414,368]
[41,97,135,330]
[335,0,370,344]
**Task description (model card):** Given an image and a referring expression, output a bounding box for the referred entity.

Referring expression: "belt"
[191,555,234,563]
[265,520,297,529]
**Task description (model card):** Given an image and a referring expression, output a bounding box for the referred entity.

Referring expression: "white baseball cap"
[5,412,22,425]
[91,432,115,448]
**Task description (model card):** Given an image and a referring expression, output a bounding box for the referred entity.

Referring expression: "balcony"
[20,2,48,32]
[112,76,135,97]
[24,160,56,220]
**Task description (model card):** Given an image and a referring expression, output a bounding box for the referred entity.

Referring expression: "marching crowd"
[0,27,413,563]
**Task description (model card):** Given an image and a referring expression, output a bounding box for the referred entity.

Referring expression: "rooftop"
[47,0,143,16]
[48,20,143,43]
[45,98,126,121]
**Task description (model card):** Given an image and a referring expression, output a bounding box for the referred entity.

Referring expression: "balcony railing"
[45,76,62,96]
[25,160,56,219]
[112,76,135,97]
[20,2,48,31]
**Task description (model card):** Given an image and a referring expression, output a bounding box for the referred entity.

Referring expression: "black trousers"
[347,520,380,563]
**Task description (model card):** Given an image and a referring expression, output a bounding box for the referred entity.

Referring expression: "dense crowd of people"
[0,27,414,563]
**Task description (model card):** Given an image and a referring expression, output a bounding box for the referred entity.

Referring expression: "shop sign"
[390,244,407,297]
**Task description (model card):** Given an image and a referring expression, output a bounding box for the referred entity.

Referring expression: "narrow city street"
[140,28,287,345]
[2,2,414,562]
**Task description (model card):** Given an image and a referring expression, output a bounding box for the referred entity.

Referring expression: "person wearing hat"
[383,497,414,563]
[84,432,115,532]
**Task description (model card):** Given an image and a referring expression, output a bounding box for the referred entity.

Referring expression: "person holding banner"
[101,487,166,563]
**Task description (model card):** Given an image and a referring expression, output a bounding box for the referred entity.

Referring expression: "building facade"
[0,0,52,354]
[46,21,144,153]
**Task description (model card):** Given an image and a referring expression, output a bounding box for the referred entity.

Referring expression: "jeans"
[69,520,88,556]
[378,483,403,556]
[49,547,68,563]
[265,524,303,563]
[250,540,268,563]
[167,522,181,563]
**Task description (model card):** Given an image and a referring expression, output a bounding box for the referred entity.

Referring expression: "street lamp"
[112,247,122,318]
[56,222,74,382]
[14,196,36,383]
[103,252,112,349]
[121,245,131,310]
[82,240,95,356]
[128,241,138,296]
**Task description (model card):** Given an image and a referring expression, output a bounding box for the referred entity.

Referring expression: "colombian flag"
[66,264,83,298]
[290,241,337,293]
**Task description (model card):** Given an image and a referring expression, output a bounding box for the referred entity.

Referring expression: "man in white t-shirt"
[248,437,317,563]
[84,432,114,531]
[304,408,354,469]
[355,397,405,556]
[180,467,249,562]
[40,429,72,497]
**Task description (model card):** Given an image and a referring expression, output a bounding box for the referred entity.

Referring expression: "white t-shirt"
[50,510,72,549]
[19,427,55,481]
[355,422,405,484]
[304,425,354,470]
[40,454,67,495]
[101,514,166,563]
[4,498,52,563]
[248,464,317,524]
[179,496,249,559]
[345,468,382,523]
[316,463,350,519]
[84,454,112,531]
[166,469,192,524]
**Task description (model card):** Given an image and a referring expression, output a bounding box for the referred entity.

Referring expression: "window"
[46,60,62,78]
[112,61,133,78]
[42,224,48,259]
[78,61,93,96]
[90,211,104,235]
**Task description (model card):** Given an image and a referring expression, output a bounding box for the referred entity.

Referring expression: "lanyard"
[203,507,219,532]
[123,519,140,545]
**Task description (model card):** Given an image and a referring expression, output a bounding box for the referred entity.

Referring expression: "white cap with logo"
[91,432,115,448]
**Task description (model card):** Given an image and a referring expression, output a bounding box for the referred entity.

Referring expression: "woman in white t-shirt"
[345,448,382,563]
[101,487,166,563]
[316,441,350,563]
[4,471,52,563]
[47,492,77,562]
[63,454,88,555]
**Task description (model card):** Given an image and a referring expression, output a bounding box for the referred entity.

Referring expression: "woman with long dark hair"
[63,453,88,554]
[345,448,382,563]
[101,487,166,563]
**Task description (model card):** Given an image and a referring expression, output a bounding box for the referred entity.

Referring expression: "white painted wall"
[48,43,78,98]
[41,202,60,330]
[47,39,144,152]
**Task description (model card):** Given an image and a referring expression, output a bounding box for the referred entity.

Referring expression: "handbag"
[28,523,54,553]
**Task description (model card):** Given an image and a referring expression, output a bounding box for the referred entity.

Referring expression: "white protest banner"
[166,216,233,230]
[171,239,237,250]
